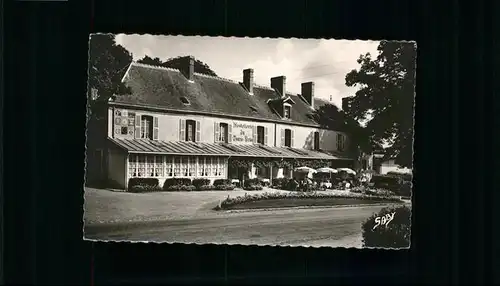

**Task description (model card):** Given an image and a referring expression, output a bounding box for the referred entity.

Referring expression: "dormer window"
[180,96,190,105]
[283,104,291,119]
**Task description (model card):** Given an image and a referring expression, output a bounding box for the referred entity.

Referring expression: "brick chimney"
[301,82,315,108]
[243,68,254,94]
[271,76,286,97]
[181,56,195,81]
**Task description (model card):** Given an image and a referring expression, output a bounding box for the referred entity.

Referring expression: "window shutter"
[214,122,219,142]
[153,117,159,140]
[291,129,295,148]
[252,125,257,143]
[179,119,185,141]
[228,123,233,143]
[264,127,268,146]
[196,120,201,142]
[280,129,285,147]
[135,114,141,139]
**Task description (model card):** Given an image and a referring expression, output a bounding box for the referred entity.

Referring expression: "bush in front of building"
[271,178,290,190]
[192,179,211,190]
[398,181,412,198]
[243,178,263,191]
[213,179,232,186]
[386,171,413,182]
[371,174,403,193]
[162,178,195,192]
[127,178,162,193]
[361,205,411,248]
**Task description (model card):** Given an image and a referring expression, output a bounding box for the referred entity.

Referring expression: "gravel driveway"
[83,187,289,225]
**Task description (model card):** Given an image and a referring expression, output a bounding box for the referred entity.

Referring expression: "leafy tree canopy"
[344,41,416,168]
[88,34,132,112]
[137,55,218,77]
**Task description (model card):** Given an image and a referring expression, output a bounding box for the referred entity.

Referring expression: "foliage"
[272,178,290,189]
[362,205,411,248]
[137,55,218,77]
[128,178,159,189]
[371,174,403,193]
[243,178,263,190]
[128,185,163,193]
[164,184,197,192]
[215,184,235,191]
[163,178,192,189]
[345,41,416,168]
[214,191,403,210]
[399,181,412,197]
[87,34,133,119]
[387,171,413,182]
[213,179,232,186]
[192,179,211,189]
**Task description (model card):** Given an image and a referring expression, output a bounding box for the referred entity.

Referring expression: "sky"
[115,34,379,108]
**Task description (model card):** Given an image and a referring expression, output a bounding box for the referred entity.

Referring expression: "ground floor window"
[128,155,228,178]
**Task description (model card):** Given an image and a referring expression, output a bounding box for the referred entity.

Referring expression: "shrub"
[364,188,396,197]
[286,179,299,192]
[128,184,163,193]
[371,175,403,193]
[163,178,192,189]
[271,178,289,189]
[198,185,215,191]
[243,185,263,191]
[213,179,232,186]
[192,178,211,189]
[128,178,159,189]
[215,184,235,191]
[387,172,413,182]
[215,191,403,210]
[244,178,262,187]
[398,181,412,197]
[164,184,196,192]
[361,205,411,248]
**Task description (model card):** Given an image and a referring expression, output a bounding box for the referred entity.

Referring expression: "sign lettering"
[232,122,254,143]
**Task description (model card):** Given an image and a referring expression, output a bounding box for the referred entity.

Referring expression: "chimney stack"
[243,68,254,94]
[271,76,286,97]
[181,56,195,81]
[301,82,315,108]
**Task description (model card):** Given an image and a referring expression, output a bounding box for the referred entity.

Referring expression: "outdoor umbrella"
[337,168,356,175]
[316,167,338,173]
[294,166,317,179]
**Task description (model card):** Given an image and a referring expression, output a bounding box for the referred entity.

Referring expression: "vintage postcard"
[84,34,415,249]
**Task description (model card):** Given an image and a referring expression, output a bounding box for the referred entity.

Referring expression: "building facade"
[89,56,355,189]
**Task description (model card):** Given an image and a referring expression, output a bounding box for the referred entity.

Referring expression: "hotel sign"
[232,122,254,143]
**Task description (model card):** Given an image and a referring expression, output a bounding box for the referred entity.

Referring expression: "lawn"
[219,197,401,210]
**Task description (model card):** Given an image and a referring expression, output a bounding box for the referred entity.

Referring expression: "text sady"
[372,212,396,230]
[232,122,254,143]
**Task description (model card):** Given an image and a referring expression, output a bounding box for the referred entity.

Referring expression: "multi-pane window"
[137,155,146,177]
[185,120,196,142]
[284,129,292,147]
[141,116,153,139]
[128,155,227,178]
[166,157,173,176]
[219,123,228,143]
[257,126,265,144]
[174,157,181,176]
[154,156,163,177]
[284,105,291,119]
[314,131,320,150]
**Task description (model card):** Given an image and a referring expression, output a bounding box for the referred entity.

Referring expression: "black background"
[3,0,498,284]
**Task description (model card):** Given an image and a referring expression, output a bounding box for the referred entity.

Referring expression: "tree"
[137,55,218,77]
[345,41,416,168]
[87,34,133,119]
[314,103,376,165]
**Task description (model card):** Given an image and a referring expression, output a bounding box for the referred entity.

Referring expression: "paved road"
[85,204,399,248]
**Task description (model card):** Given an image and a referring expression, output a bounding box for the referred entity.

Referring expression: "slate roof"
[114,62,337,127]
[109,138,340,160]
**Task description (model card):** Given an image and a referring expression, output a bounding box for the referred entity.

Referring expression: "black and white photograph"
[84,34,415,249]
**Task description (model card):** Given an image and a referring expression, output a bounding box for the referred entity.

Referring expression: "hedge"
[361,205,411,248]
[128,178,161,193]
[214,191,402,210]
[163,178,192,189]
